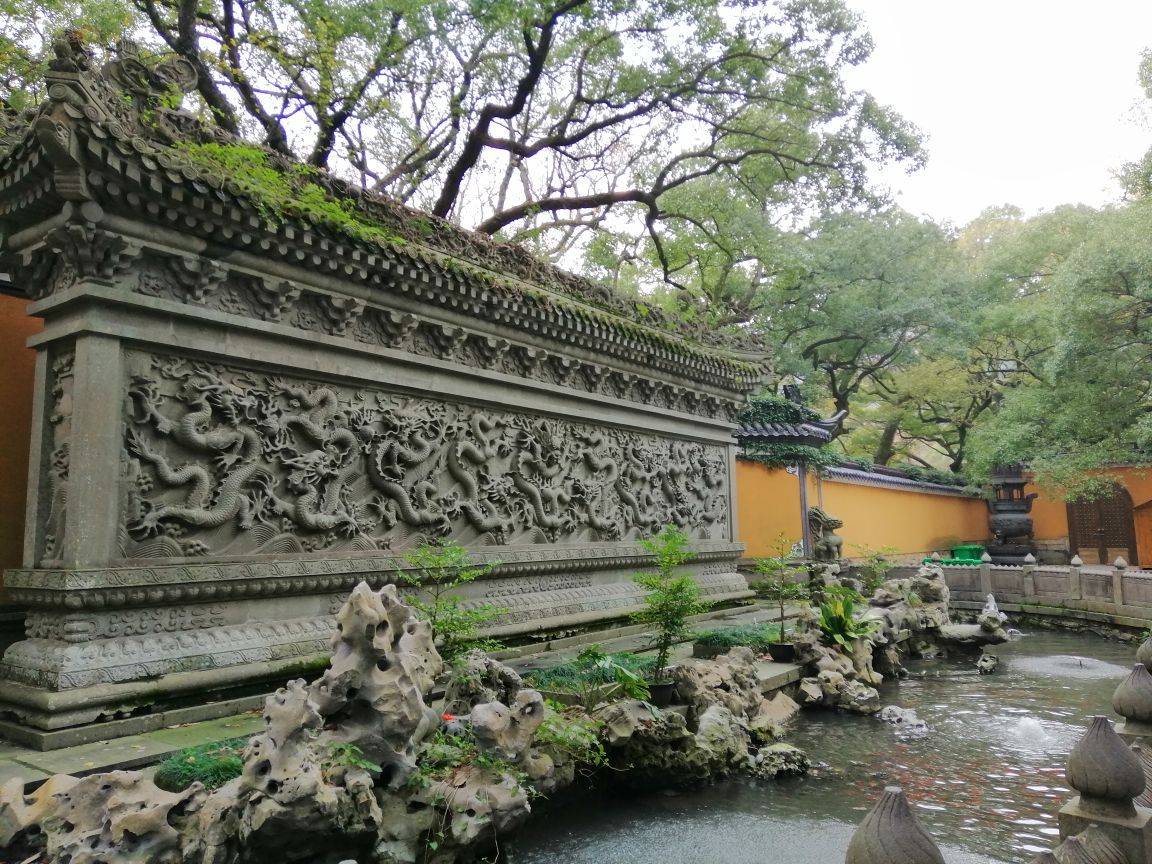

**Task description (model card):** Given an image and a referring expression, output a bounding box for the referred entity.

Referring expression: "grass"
[692,623,784,651]
[523,652,656,692]
[153,736,248,791]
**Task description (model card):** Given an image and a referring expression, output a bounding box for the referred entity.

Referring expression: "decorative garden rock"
[442,649,524,715]
[755,743,810,778]
[0,583,540,864]
[1066,716,1145,818]
[748,691,801,741]
[471,690,546,762]
[671,647,763,718]
[844,786,945,864]
[938,594,1009,647]
[0,771,204,864]
[1,579,818,863]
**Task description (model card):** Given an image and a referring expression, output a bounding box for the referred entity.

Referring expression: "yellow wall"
[736,461,805,557]
[736,460,988,560]
[0,294,40,595]
[815,475,989,560]
[1031,466,1152,565]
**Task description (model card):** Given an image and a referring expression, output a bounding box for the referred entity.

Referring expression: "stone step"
[0,711,265,792]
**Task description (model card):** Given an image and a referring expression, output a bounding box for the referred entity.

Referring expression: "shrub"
[817,595,879,649]
[533,706,608,769]
[631,526,711,681]
[397,540,506,661]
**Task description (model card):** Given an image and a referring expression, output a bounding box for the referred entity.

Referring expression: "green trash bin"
[951,544,984,562]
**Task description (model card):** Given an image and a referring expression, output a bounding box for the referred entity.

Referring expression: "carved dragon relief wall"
[113,351,730,563]
[39,347,74,563]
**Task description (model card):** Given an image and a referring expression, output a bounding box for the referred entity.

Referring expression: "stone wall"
[0,43,759,740]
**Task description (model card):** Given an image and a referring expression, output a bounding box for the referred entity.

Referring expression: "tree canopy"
[1,0,920,273]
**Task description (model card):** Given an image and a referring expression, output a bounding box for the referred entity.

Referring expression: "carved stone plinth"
[1058,799,1152,864]
[0,43,761,744]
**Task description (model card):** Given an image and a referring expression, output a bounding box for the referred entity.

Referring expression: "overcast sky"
[844,0,1152,227]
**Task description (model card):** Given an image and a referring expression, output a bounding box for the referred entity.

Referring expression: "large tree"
[966,201,1152,490]
[762,208,961,418]
[0,0,920,269]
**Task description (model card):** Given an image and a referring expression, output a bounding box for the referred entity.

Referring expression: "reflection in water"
[507,631,1135,864]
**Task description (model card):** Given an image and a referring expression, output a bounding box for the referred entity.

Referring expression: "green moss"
[274,655,330,678]
[174,142,406,248]
[172,141,762,377]
[153,736,248,792]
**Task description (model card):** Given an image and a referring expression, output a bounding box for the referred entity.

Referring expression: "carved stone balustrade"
[0,39,763,745]
[1137,636,1152,673]
[1059,716,1152,864]
[1038,825,1127,864]
[1115,664,1152,739]
[844,786,945,864]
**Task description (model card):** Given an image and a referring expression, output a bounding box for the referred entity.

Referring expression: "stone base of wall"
[0,542,749,744]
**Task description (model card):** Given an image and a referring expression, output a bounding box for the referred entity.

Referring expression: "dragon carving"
[119,353,730,558]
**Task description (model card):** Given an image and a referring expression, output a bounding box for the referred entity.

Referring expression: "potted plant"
[631,526,711,706]
[750,535,808,663]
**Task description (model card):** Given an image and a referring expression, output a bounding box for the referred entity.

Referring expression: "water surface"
[508,630,1136,864]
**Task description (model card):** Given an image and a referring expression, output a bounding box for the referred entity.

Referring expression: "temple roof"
[734,410,846,447]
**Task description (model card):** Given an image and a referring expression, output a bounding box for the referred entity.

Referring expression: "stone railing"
[890,557,1152,629]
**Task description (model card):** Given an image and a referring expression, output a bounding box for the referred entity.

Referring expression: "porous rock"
[471,689,546,762]
[671,647,763,718]
[755,743,810,778]
[0,771,204,864]
[442,649,524,715]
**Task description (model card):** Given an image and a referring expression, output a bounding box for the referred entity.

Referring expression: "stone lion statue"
[808,507,844,562]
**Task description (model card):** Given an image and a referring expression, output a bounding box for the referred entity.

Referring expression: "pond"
[506,629,1137,864]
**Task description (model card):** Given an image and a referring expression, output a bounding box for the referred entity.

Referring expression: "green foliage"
[850,544,898,594]
[408,730,525,790]
[963,200,1152,487]
[739,445,841,472]
[323,741,382,774]
[816,595,878,649]
[749,534,808,632]
[631,527,711,681]
[397,540,505,662]
[693,623,783,651]
[524,646,653,709]
[152,737,247,792]
[533,707,608,770]
[738,395,822,426]
[175,142,405,247]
